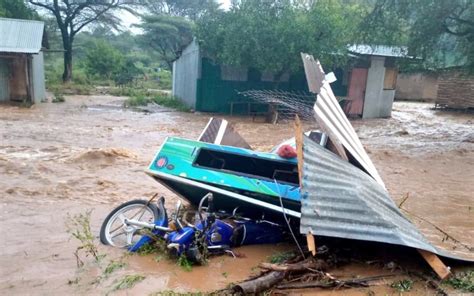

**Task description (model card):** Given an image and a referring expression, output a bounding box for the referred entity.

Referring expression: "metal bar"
[124,218,173,232]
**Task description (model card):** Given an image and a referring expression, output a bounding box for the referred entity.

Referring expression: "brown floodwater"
[0,96,473,295]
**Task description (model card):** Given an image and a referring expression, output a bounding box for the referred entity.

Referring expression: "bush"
[151,93,189,111]
[73,67,90,85]
[52,91,65,103]
[84,40,124,79]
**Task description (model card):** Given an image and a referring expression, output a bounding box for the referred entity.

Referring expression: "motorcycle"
[100,193,286,263]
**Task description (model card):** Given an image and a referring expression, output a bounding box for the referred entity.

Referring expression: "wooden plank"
[294,115,304,186]
[417,249,451,279]
[295,114,317,257]
[384,68,398,90]
[347,68,368,116]
[306,233,316,256]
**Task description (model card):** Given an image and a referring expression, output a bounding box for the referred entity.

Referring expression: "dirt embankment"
[0,97,472,295]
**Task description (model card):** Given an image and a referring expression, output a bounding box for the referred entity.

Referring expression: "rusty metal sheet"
[301,53,385,188]
[346,68,368,116]
[300,136,472,261]
[198,117,251,149]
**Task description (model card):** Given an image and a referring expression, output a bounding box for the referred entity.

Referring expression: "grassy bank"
[124,93,190,112]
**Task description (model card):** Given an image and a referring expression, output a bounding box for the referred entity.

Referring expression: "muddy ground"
[0,95,473,295]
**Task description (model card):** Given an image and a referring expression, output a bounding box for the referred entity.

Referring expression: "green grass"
[151,94,189,111]
[123,93,190,112]
[108,87,149,97]
[65,210,105,267]
[391,279,414,292]
[443,270,474,292]
[267,251,296,264]
[112,274,145,291]
[48,82,93,95]
[52,91,65,103]
[104,260,127,277]
[177,254,193,272]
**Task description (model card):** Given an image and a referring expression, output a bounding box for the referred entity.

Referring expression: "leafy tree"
[0,0,39,19]
[138,15,194,70]
[84,40,124,79]
[141,0,220,20]
[28,0,139,82]
[195,0,360,75]
[360,0,474,71]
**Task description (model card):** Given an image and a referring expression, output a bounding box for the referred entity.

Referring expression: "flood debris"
[198,117,251,149]
[298,53,474,280]
[240,90,316,123]
[96,53,473,294]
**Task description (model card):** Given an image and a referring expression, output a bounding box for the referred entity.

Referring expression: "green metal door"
[0,59,10,102]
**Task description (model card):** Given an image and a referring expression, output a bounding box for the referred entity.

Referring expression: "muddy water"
[1,97,473,295]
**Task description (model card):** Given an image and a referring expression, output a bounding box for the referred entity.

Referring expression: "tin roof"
[299,136,470,261]
[0,17,44,54]
[301,53,386,188]
[348,44,408,57]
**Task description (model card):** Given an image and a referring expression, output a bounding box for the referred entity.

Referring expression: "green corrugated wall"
[195,58,347,114]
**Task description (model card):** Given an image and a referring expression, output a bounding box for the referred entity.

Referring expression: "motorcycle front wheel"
[100,200,159,248]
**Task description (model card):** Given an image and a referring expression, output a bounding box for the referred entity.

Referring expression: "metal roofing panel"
[348,44,408,57]
[0,18,44,54]
[300,136,471,261]
[198,117,251,149]
[301,53,386,188]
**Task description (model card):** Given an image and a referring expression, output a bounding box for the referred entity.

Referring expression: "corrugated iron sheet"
[301,53,386,188]
[0,18,44,54]
[0,59,9,101]
[300,136,470,261]
[198,117,251,149]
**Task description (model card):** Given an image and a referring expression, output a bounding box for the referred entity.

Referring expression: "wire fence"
[239,90,317,121]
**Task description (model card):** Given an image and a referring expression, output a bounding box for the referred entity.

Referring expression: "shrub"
[52,91,65,103]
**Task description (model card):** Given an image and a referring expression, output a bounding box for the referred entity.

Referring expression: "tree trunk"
[62,44,73,83]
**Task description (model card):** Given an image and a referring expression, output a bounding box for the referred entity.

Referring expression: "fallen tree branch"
[234,271,286,294]
[259,259,328,272]
[276,274,396,290]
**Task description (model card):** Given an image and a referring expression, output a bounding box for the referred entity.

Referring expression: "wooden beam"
[417,249,451,279]
[294,115,304,186]
[306,233,316,256]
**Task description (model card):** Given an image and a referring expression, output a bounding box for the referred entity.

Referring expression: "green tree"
[0,0,39,19]
[195,0,361,75]
[360,0,474,71]
[28,0,139,82]
[138,15,194,70]
[141,0,220,20]
[84,40,124,79]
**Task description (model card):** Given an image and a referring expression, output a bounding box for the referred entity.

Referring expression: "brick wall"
[436,71,474,108]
